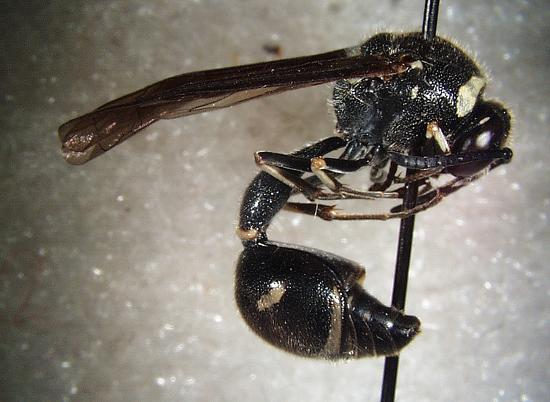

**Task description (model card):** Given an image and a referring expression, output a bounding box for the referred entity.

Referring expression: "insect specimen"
[59,30,512,359]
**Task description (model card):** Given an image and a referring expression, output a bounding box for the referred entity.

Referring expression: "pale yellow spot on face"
[257,281,286,311]
[457,75,486,117]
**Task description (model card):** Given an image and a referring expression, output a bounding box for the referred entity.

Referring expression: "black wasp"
[59,32,512,359]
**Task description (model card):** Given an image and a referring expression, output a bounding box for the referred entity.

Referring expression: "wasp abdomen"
[235,241,420,359]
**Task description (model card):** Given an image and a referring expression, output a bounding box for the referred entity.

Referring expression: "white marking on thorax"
[457,75,486,117]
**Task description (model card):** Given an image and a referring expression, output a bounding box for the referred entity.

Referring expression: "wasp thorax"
[335,32,488,153]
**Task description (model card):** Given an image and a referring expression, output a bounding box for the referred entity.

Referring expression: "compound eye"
[448,102,510,177]
[454,111,507,153]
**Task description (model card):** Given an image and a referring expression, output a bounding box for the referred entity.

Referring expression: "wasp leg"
[314,187,401,200]
[256,151,373,174]
[239,137,349,242]
[307,157,439,201]
[255,161,321,200]
[368,161,398,192]
[372,152,511,213]
[286,167,494,221]
[389,159,507,214]
[288,180,433,202]
[254,137,348,200]
[284,190,442,221]
[256,151,402,200]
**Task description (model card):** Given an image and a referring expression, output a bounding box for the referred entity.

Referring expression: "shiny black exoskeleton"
[236,138,422,359]
[235,33,512,359]
[57,27,513,359]
[236,242,421,358]
[332,33,511,175]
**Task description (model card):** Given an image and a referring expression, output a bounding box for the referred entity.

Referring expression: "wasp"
[59,31,512,359]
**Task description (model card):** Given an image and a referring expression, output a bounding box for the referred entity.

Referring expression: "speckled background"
[1,1,548,401]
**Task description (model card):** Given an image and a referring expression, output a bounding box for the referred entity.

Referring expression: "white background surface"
[1,1,548,401]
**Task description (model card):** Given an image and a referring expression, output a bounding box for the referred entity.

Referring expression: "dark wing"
[59,46,409,164]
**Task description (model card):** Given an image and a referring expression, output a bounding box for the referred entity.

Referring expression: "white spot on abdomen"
[257,281,286,311]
